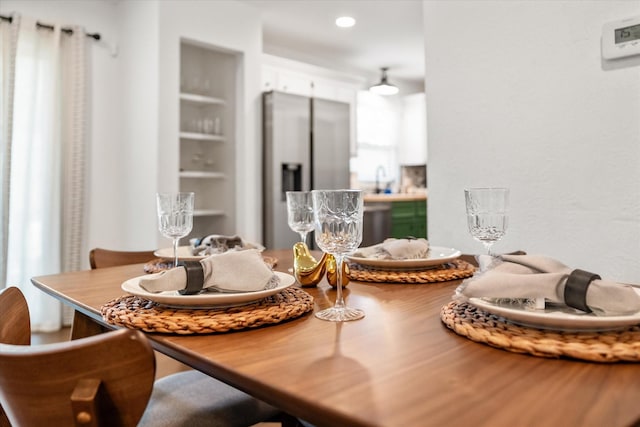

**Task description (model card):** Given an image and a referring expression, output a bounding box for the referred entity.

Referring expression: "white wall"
[156,0,263,245]
[117,0,160,249]
[1,0,264,258]
[0,0,128,261]
[424,0,640,282]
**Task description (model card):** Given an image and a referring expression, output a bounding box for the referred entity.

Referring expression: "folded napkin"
[189,234,263,256]
[139,249,278,294]
[352,238,430,260]
[457,254,640,316]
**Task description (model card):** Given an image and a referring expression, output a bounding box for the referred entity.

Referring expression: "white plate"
[121,271,295,308]
[154,244,262,261]
[467,292,640,331]
[346,246,461,269]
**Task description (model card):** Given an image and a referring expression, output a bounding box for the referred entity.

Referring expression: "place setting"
[345,238,475,284]
[285,189,475,289]
[440,188,640,362]
[101,192,313,334]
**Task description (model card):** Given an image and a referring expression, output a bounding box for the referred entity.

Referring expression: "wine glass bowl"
[312,189,364,322]
[156,192,195,267]
[464,187,509,256]
[286,191,314,245]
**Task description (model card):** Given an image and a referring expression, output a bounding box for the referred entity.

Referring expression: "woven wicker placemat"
[143,256,278,274]
[441,300,640,363]
[101,287,313,334]
[347,259,475,284]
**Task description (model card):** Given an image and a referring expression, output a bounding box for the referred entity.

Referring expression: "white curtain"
[0,16,19,291]
[2,15,89,332]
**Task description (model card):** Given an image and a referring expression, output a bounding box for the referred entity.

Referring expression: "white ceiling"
[239,0,425,87]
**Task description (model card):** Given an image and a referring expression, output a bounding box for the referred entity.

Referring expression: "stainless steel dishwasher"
[362,203,392,247]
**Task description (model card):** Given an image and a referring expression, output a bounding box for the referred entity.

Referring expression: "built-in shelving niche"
[179,39,238,241]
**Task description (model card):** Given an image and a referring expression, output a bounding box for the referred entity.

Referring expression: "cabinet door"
[390,201,427,239]
[261,66,278,92]
[312,77,338,100]
[276,70,312,97]
[391,220,417,239]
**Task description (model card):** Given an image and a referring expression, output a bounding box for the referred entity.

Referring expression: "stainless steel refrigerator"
[263,90,351,249]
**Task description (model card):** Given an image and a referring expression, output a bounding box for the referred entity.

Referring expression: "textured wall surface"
[424,0,640,282]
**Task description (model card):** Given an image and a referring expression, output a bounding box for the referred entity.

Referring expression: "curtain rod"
[0,14,101,40]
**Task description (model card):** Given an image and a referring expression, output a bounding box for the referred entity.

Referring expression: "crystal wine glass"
[286,191,314,245]
[156,192,194,267]
[312,189,364,322]
[464,187,509,256]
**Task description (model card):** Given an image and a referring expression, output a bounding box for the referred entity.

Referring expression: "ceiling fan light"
[369,68,399,95]
[370,83,399,95]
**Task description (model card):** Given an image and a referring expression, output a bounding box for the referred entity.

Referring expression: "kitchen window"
[351,90,400,185]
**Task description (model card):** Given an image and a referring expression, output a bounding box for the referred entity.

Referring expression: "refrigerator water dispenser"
[282,163,302,200]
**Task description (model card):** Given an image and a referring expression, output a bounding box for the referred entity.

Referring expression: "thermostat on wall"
[602,16,640,59]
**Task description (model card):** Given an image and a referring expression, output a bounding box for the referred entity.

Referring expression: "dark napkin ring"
[564,269,601,313]
[177,261,205,295]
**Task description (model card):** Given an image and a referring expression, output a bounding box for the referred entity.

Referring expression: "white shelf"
[179,132,225,142]
[180,41,237,238]
[179,171,226,179]
[180,92,226,105]
[194,209,225,217]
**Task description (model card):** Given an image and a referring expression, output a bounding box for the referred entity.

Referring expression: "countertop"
[363,192,427,203]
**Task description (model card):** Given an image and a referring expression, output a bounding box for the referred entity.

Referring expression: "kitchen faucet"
[375,165,386,194]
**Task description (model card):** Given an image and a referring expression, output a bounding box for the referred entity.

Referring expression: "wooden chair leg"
[70,311,109,340]
[0,405,11,427]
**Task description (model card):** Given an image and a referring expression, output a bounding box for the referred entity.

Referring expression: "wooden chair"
[1,286,285,427]
[87,249,286,426]
[0,287,31,427]
[68,249,157,339]
[85,247,185,377]
[89,248,156,269]
[0,287,155,426]
[0,287,30,346]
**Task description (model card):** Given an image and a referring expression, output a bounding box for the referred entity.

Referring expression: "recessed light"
[335,16,356,28]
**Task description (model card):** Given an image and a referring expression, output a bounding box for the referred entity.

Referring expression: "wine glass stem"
[334,254,346,309]
[173,238,179,267]
[483,241,494,256]
[299,232,307,246]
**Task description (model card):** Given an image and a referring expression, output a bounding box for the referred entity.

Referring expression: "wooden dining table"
[31,249,640,427]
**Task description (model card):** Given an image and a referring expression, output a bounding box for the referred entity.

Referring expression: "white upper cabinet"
[262,65,313,96]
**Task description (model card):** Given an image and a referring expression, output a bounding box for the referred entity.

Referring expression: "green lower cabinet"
[390,200,427,239]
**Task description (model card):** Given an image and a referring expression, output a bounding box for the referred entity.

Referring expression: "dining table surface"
[31,249,640,427]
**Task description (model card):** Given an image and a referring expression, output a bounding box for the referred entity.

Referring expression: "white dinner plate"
[154,244,263,261]
[121,271,295,308]
[467,292,640,331]
[346,246,461,269]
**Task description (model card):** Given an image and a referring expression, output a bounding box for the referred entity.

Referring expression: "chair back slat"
[0,328,155,427]
[89,248,156,269]
[0,287,30,345]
